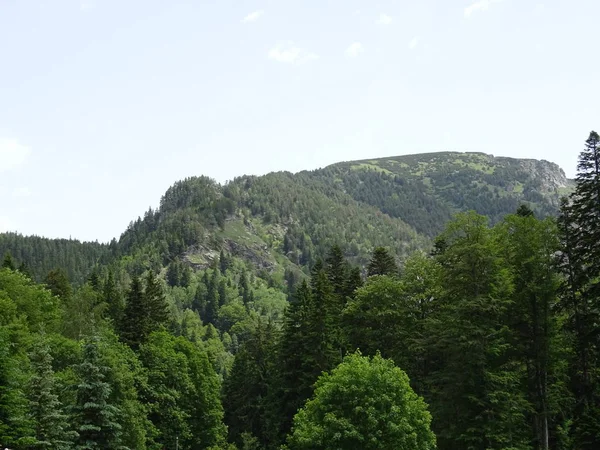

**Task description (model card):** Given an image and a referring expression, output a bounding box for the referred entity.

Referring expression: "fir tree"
[119,276,147,350]
[103,270,124,325]
[145,271,169,330]
[0,331,35,448]
[1,252,15,270]
[28,336,77,449]
[558,130,600,449]
[367,247,398,277]
[74,337,122,449]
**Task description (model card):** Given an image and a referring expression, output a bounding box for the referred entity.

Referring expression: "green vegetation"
[0,142,596,450]
[285,352,436,450]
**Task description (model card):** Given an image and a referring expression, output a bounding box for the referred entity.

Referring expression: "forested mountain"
[1,151,572,285]
[2,146,592,450]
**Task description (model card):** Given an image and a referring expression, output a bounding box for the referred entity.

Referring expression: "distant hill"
[0,152,573,283]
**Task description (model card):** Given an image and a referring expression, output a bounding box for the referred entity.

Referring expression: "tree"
[73,337,122,449]
[140,331,227,449]
[62,284,105,340]
[28,336,77,449]
[0,330,35,448]
[144,271,169,330]
[366,247,398,277]
[558,130,600,449]
[285,352,436,450]
[499,212,566,450]
[44,268,72,301]
[426,212,530,450]
[2,252,16,270]
[103,270,124,325]
[223,320,277,448]
[120,276,147,350]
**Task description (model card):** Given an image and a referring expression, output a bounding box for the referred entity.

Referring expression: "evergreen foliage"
[73,337,122,449]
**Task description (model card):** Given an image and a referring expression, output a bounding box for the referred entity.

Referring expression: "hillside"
[0,151,572,283]
[312,151,572,236]
[2,144,597,450]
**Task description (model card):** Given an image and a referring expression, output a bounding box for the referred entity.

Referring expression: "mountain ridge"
[0,151,574,283]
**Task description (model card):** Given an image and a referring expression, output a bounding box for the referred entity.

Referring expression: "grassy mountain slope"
[0,152,573,282]
[312,152,572,236]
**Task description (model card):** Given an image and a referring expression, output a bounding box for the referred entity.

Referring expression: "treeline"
[0,233,110,284]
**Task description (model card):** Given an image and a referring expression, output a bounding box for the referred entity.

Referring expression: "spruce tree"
[558,130,600,449]
[1,252,15,270]
[367,247,398,277]
[0,331,35,448]
[119,276,147,350]
[103,270,124,325]
[74,337,122,449]
[144,271,169,330]
[28,337,77,449]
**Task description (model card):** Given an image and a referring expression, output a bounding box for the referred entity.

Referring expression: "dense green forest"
[0,138,597,449]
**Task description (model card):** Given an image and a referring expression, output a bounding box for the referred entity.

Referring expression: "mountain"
[0,151,573,283]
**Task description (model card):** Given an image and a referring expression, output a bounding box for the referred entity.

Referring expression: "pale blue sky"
[1,0,598,242]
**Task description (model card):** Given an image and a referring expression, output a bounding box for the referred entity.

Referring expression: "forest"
[0,132,599,450]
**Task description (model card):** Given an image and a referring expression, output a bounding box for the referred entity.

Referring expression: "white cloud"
[464,0,502,18]
[408,37,419,50]
[0,138,31,172]
[345,42,364,58]
[0,216,17,233]
[268,42,318,65]
[12,187,31,198]
[242,10,264,23]
[378,14,392,25]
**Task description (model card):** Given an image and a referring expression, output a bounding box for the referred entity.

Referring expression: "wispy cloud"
[408,37,419,50]
[242,10,264,23]
[345,42,364,58]
[464,0,502,18]
[0,138,31,172]
[268,42,318,65]
[378,14,392,25]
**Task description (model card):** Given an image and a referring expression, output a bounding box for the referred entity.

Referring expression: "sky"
[1,0,599,242]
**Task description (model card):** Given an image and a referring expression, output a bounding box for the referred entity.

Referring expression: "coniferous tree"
[18,261,33,279]
[500,212,565,450]
[427,212,529,450]
[219,249,230,274]
[74,337,122,449]
[558,130,600,449]
[223,320,276,448]
[44,268,72,301]
[366,247,398,277]
[343,266,363,299]
[269,280,313,444]
[120,276,147,350]
[0,331,35,448]
[145,271,169,331]
[2,252,16,270]
[103,270,124,325]
[28,336,77,449]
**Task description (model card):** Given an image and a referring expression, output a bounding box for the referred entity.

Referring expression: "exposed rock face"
[515,158,570,192]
